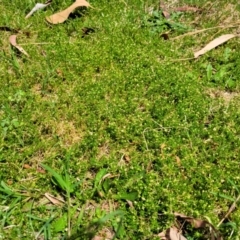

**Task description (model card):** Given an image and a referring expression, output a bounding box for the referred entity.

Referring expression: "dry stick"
[217,194,240,227]
[171,23,240,40]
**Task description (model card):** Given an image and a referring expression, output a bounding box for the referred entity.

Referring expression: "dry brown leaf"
[162,10,170,19]
[158,226,187,240]
[9,35,29,57]
[174,212,206,228]
[46,0,91,24]
[23,164,31,169]
[194,34,236,58]
[174,212,223,240]
[160,33,169,40]
[44,193,65,206]
[160,2,200,18]
[25,1,52,19]
[123,154,130,163]
[160,2,170,19]
[37,167,46,173]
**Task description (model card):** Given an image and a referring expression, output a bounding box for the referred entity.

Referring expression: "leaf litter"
[9,35,29,57]
[194,34,238,58]
[25,0,52,19]
[158,226,187,240]
[46,0,91,24]
[44,192,65,206]
[158,212,223,240]
[159,1,202,19]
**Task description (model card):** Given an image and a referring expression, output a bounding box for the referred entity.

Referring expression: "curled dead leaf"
[158,226,187,240]
[194,34,237,58]
[174,212,206,228]
[174,212,223,240]
[9,35,29,57]
[25,1,52,19]
[46,0,91,24]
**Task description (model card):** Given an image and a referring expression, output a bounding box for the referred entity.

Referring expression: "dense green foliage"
[0,0,239,239]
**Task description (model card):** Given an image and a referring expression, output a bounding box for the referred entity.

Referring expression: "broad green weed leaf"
[96,210,125,225]
[52,214,67,233]
[102,179,111,193]
[113,191,138,201]
[94,169,107,189]
[206,63,213,81]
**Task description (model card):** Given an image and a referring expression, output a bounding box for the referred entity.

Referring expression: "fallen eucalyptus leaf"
[46,0,91,24]
[9,35,29,57]
[194,34,236,58]
[25,1,52,19]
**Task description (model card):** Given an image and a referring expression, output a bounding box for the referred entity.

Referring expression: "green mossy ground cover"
[0,0,239,239]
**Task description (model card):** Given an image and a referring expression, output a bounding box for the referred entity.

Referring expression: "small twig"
[217,194,240,227]
[172,23,240,40]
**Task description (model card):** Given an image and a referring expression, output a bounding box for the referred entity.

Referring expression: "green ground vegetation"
[0,0,240,239]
